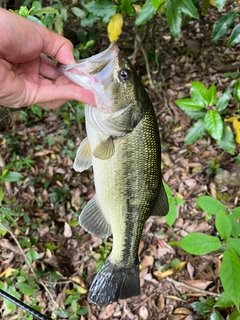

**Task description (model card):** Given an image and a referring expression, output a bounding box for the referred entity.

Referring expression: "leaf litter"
[1,3,240,320]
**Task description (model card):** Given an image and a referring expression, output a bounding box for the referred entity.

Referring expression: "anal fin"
[79,195,112,238]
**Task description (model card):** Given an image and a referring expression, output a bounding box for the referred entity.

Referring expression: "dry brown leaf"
[139,305,149,320]
[63,222,72,238]
[154,268,174,280]
[173,308,192,315]
[99,302,117,319]
[141,255,154,267]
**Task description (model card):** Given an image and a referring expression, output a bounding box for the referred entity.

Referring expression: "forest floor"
[0,1,240,320]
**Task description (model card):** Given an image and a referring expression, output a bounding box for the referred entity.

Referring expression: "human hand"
[0,9,95,109]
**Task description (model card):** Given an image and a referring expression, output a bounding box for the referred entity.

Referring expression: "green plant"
[164,182,184,226]
[177,196,240,317]
[175,81,237,154]
[0,170,23,205]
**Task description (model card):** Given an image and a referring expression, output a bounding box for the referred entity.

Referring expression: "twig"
[0,223,60,311]
[166,277,220,298]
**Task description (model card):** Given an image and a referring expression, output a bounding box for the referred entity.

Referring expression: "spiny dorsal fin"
[151,182,169,217]
[79,195,112,238]
[73,137,92,172]
[93,136,115,160]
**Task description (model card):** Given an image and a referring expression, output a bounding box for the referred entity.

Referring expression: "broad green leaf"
[204,110,223,140]
[216,89,231,112]
[82,1,117,23]
[234,80,240,103]
[120,0,134,14]
[196,196,226,215]
[0,223,7,236]
[30,104,42,118]
[220,249,240,307]
[210,309,225,320]
[175,98,205,111]
[18,283,36,296]
[164,197,177,227]
[163,182,172,197]
[32,8,58,15]
[226,238,240,256]
[229,23,240,46]
[217,124,235,155]
[207,84,217,106]
[152,0,165,10]
[71,7,85,18]
[215,212,231,240]
[231,207,240,219]
[136,0,156,25]
[165,0,182,38]
[179,0,199,19]
[212,12,237,42]
[229,311,240,320]
[181,109,207,120]
[179,233,221,255]
[174,196,184,205]
[26,249,40,264]
[190,81,209,106]
[236,153,240,163]
[184,119,206,145]
[214,292,234,308]
[214,0,227,10]
[228,214,240,238]
[191,299,213,314]
[1,171,23,183]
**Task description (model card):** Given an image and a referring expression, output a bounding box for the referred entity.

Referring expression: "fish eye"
[118,68,131,82]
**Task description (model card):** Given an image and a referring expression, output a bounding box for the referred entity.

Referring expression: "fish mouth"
[59,42,119,89]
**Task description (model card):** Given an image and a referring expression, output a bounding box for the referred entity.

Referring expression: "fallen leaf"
[107,13,123,42]
[63,222,72,238]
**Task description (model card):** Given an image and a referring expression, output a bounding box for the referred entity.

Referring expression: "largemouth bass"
[60,42,169,306]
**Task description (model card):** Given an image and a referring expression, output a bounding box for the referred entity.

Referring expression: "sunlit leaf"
[175,98,205,111]
[108,13,123,41]
[71,7,85,18]
[179,0,199,19]
[215,212,231,240]
[164,197,177,227]
[179,233,221,255]
[231,207,240,219]
[210,309,225,320]
[120,0,134,14]
[152,0,165,10]
[226,238,240,256]
[18,283,36,296]
[1,171,23,183]
[214,0,227,10]
[204,110,223,140]
[184,119,206,145]
[228,214,240,238]
[234,80,240,103]
[135,0,157,25]
[212,12,237,42]
[220,250,240,307]
[229,23,240,46]
[216,89,231,112]
[165,0,181,38]
[196,196,226,215]
[214,292,234,308]
[190,81,209,105]
[217,124,235,155]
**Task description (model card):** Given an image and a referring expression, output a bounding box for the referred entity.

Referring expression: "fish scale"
[60,42,169,306]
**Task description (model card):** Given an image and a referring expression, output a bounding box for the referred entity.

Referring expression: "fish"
[60,42,169,306]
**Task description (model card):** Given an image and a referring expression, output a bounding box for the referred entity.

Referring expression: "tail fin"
[88,258,140,306]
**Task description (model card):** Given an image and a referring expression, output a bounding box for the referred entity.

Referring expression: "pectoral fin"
[152,182,169,217]
[73,137,92,172]
[93,137,115,160]
[79,195,112,238]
